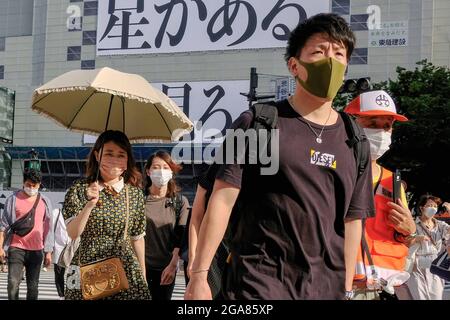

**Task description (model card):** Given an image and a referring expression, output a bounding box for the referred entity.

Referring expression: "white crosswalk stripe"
[9,269,447,300]
[172,273,187,300]
[0,268,60,300]
[0,267,187,300]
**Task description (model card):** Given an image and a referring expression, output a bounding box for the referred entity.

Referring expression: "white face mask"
[363,128,392,160]
[23,187,39,197]
[149,169,173,188]
[423,207,437,218]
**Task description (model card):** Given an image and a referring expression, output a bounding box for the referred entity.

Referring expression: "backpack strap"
[251,102,278,131]
[249,102,278,161]
[339,111,370,178]
[172,193,184,226]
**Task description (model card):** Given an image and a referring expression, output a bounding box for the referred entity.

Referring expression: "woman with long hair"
[144,150,189,300]
[63,130,150,300]
[406,194,450,300]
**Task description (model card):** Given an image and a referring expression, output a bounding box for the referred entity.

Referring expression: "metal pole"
[95,95,114,182]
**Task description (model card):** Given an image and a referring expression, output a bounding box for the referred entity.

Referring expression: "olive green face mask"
[296,57,346,100]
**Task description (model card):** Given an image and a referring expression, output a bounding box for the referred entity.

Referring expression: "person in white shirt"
[51,207,68,299]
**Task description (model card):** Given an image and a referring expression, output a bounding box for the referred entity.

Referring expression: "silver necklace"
[288,96,332,144]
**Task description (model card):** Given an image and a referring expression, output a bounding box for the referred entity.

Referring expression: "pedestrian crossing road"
[1,268,448,300]
[0,267,187,300]
[0,268,61,300]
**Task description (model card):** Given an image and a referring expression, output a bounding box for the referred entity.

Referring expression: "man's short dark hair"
[284,13,356,63]
[23,169,41,184]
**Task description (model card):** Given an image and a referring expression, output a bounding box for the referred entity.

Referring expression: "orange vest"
[354,167,409,285]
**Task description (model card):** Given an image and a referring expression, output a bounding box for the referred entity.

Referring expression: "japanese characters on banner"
[83,80,248,144]
[96,0,330,55]
[369,21,408,47]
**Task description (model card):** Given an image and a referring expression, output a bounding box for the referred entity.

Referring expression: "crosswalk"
[0,267,187,300]
[0,268,61,300]
[1,268,448,300]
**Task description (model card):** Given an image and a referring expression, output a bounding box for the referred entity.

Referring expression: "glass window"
[67,46,81,61]
[332,0,350,15]
[0,65,4,79]
[350,48,368,65]
[84,1,98,16]
[81,60,95,70]
[350,14,369,31]
[82,31,96,45]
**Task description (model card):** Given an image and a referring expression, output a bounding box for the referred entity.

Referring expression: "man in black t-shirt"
[185,13,375,300]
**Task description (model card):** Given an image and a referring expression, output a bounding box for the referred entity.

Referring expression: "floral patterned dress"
[63,179,150,300]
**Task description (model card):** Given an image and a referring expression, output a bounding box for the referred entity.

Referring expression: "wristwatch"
[404,232,417,241]
[395,231,417,243]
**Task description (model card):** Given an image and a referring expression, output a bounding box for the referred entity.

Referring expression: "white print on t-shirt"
[310,149,337,169]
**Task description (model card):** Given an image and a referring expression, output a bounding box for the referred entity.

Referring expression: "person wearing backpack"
[144,151,189,300]
[0,169,54,300]
[185,13,375,300]
[344,90,416,300]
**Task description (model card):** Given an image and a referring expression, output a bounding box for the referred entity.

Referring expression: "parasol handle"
[95,95,114,182]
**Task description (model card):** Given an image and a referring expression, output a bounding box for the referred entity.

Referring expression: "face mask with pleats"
[363,128,392,160]
[150,169,173,188]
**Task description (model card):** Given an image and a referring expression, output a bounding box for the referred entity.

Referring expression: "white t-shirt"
[52,208,69,263]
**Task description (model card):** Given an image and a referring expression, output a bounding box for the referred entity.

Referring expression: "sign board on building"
[83,79,248,144]
[96,0,330,55]
[369,21,408,47]
[274,77,296,101]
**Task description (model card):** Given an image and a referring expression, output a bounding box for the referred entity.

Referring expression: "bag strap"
[121,186,130,254]
[250,103,278,160]
[339,111,370,179]
[53,208,62,234]
[359,170,384,285]
[361,219,379,281]
[373,166,383,196]
[417,221,438,247]
[173,193,183,226]
[7,193,41,234]
[31,193,41,211]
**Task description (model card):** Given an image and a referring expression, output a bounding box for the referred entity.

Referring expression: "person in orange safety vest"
[344,90,417,300]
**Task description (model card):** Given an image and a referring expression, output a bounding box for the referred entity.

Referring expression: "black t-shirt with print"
[214,99,375,300]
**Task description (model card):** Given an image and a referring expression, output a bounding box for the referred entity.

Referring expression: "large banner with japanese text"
[96,0,330,55]
[83,79,248,144]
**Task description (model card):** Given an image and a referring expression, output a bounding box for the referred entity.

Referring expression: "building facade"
[0,0,449,201]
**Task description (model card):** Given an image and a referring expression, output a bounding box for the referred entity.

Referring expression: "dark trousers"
[183,260,189,286]
[7,247,43,300]
[146,269,176,301]
[53,264,65,297]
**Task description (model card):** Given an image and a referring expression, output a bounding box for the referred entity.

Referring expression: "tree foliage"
[379,60,450,205]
